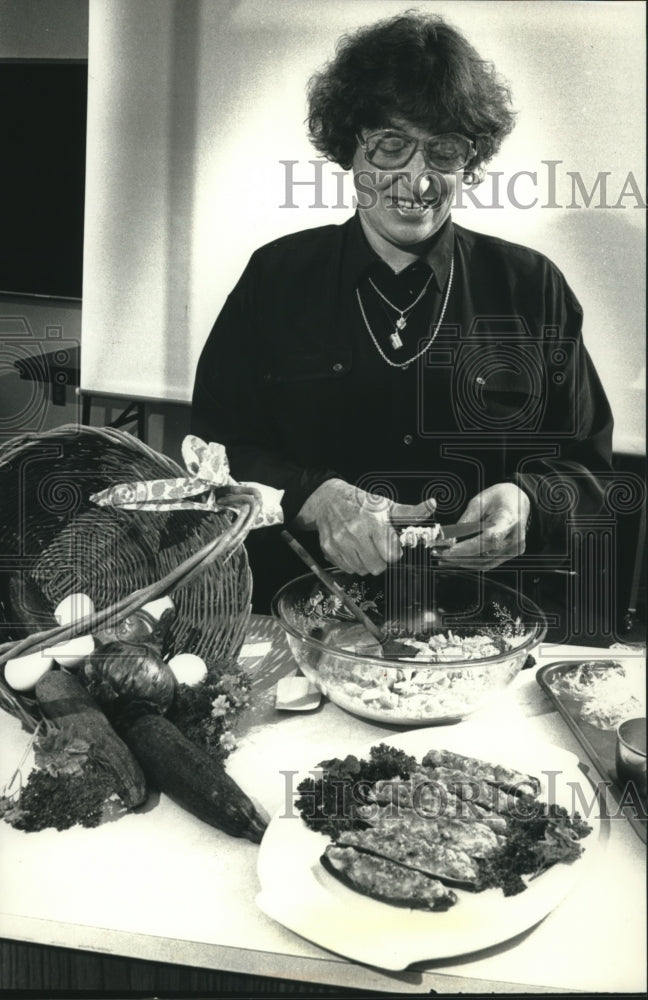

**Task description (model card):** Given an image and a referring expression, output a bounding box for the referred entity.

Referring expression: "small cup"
[615,717,647,801]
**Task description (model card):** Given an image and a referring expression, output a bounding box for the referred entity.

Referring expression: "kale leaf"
[478,802,592,895]
[7,764,114,832]
[295,744,417,837]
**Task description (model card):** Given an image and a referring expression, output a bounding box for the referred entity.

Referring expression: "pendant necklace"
[356,257,454,370]
[368,271,434,350]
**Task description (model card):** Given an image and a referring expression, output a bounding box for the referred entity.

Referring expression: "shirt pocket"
[259,349,353,455]
[476,368,546,431]
[261,349,352,385]
[453,357,546,433]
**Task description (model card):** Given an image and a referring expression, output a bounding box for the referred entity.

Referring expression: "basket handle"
[0,491,261,670]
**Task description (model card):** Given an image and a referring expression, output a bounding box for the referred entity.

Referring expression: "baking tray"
[537,659,647,843]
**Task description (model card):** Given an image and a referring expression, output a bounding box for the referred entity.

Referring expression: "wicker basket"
[0,424,259,729]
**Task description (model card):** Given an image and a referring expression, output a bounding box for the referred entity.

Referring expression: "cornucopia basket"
[0,424,259,731]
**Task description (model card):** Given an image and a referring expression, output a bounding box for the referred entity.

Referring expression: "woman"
[191,12,613,621]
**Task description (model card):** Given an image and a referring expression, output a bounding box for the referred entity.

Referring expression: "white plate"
[256,722,602,970]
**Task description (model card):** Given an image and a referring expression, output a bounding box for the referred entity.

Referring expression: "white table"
[0,619,645,994]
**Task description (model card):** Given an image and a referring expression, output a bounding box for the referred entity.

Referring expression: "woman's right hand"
[294,478,436,576]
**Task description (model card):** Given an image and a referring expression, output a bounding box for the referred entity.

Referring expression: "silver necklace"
[368,271,434,350]
[357,257,454,370]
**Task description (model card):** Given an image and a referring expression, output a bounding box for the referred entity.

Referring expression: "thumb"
[390,497,437,525]
[458,492,490,524]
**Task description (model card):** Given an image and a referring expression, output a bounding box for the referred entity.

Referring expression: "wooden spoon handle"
[280,530,385,643]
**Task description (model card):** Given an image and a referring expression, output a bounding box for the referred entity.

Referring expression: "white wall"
[0,0,87,59]
[81,0,645,453]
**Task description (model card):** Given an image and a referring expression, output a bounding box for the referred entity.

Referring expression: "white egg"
[141,595,175,621]
[44,635,95,669]
[54,593,95,626]
[168,652,208,686]
[4,651,55,691]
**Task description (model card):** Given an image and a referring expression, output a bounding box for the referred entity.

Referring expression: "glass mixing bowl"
[272,567,547,725]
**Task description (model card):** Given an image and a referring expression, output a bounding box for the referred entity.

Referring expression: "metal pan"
[537,659,647,843]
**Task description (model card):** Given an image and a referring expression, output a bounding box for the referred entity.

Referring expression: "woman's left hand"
[434,483,531,569]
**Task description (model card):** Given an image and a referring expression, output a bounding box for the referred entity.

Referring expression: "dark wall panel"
[0,61,87,300]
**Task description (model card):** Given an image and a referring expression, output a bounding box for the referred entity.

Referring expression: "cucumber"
[120,713,267,843]
[34,670,147,809]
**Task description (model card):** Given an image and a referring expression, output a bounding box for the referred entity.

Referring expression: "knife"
[396,520,483,549]
[437,520,483,542]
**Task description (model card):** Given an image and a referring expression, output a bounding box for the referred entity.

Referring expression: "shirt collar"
[344,212,454,292]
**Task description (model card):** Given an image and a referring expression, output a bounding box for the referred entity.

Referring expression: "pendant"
[396,316,407,330]
[390,330,404,350]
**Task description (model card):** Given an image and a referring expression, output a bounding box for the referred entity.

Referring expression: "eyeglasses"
[358,129,476,172]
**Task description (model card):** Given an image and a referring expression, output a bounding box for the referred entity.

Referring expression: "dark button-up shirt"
[191,214,613,603]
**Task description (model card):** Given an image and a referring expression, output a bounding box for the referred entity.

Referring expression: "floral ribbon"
[90,436,284,528]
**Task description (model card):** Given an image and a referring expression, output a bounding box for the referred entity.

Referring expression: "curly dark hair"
[307,11,515,182]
